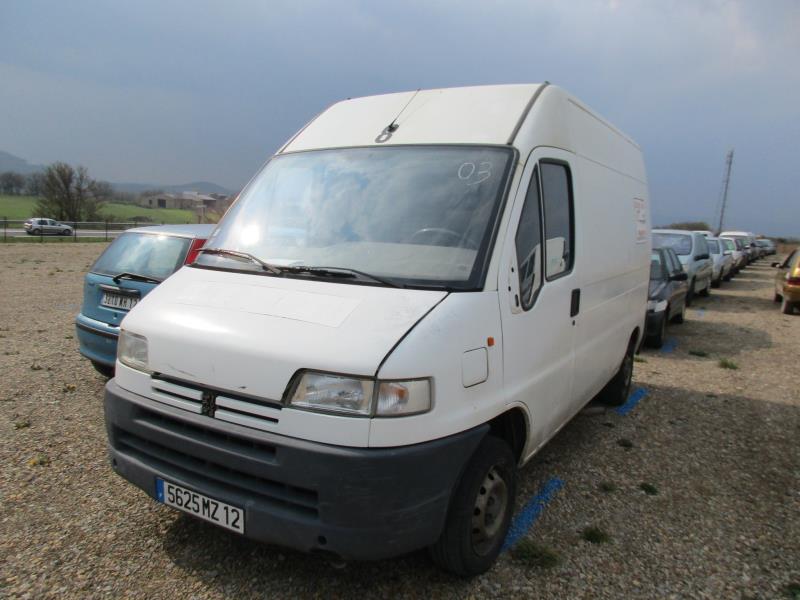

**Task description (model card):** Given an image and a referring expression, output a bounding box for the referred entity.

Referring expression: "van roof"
[280,83,645,183]
[282,84,544,152]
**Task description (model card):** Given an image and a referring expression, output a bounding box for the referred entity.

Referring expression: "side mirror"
[723,250,731,256]
[695,253,710,261]
[670,272,689,281]
[771,262,781,268]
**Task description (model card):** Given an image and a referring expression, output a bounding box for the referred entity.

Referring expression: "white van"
[105,84,650,576]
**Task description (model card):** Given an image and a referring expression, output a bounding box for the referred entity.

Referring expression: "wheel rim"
[471,465,508,556]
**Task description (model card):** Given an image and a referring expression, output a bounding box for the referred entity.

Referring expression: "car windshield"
[707,239,720,253]
[196,146,514,289]
[649,252,666,280]
[91,232,191,281]
[653,233,692,256]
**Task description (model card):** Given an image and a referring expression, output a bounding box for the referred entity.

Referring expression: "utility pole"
[716,149,734,234]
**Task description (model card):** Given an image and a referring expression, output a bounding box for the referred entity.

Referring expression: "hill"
[0,150,234,195]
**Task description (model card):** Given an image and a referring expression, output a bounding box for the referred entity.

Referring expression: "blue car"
[76,224,214,377]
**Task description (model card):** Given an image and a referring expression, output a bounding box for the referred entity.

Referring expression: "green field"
[0,195,195,224]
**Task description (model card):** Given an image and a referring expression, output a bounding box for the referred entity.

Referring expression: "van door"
[499,149,577,455]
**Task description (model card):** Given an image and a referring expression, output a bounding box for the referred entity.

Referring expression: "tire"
[429,436,516,577]
[91,361,114,378]
[645,313,666,349]
[711,274,721,288]
[685,279,695,307]
[782,298,795,315]
[671,301,685,324]
[774,292,782,303]
[62,229,71,236]
[32,228,41,235]
[699,278,711,297]
[597,336,635,407]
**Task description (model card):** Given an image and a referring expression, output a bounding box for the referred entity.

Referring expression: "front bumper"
[104,380,487,560]
[76,313,119,367]
[645,309,665,336]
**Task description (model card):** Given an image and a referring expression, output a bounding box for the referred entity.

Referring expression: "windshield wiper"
[112,272,162,284]
[282,265,404,288]
[199,248,283,275]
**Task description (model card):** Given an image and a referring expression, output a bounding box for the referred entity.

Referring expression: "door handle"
[570,288,581,317]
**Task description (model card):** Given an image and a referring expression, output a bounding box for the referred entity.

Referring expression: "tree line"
[1,163,113,221]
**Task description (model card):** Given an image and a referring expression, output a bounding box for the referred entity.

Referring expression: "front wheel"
[782,298,795,315]
[429,436,516,577]
[699,277,711,297]
[685,279,695,307]
[31,228,41,235]
[62,229,72,236]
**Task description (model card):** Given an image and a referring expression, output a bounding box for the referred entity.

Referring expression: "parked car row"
[645,229,779,346]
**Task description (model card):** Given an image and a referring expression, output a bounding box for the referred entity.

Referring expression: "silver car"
[24,217,73,236]
[706,237,733,286]
[652,229,713,305]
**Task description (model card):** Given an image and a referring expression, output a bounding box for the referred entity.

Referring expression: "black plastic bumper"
[104,380,488,560]
[645,310,665,336]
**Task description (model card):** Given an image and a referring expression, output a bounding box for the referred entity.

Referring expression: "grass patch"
[688,349,709,357]
[785,582,800,599]
[640,482,659,496]
[0,195,195,223]
[616,438,634,449]
[718,358,739,370]
[633,356,647,363]
[581,526,610,544]
[511,539,561,568]
[14,419,31,430]
[598,481,617,493]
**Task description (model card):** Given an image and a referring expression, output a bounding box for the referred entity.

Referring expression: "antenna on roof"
[388,89,420,131]
[375,89,420,143]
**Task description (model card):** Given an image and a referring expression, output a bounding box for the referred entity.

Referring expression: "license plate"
[156,478,244,534]
[101,292,138,310]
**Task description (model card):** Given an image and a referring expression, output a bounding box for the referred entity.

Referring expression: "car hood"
[119,266,447,401]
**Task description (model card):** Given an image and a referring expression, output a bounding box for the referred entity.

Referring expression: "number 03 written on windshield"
[458,162,492,185]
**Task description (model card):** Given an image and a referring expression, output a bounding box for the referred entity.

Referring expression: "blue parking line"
[661,337,678,353]
[616,386,647,416]
[502,477,565,551]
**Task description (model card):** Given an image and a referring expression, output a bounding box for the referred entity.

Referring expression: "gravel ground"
[1,244,798,599]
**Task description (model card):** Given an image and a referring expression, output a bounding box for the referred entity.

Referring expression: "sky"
[1,0,798,236]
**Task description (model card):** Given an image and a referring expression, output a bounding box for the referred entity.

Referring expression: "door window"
[540,162,574,279]
[515,168,543,310]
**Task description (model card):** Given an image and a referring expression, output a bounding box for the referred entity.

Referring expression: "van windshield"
[653,233,692,256]
[197,146,514,290]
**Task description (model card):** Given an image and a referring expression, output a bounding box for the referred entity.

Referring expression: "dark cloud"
[1,0,798,234]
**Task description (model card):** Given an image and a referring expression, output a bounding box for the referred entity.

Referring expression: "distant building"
[138,191,234,213]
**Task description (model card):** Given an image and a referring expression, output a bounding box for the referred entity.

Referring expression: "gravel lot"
[1,244,798,599]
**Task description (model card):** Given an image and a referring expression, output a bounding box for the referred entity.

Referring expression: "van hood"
[120,267,447,401]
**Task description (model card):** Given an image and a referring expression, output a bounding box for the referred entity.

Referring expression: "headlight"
[288,371,432,417]
[289,372,374,416]
[118,330,149,372]
[647,299,668,312]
